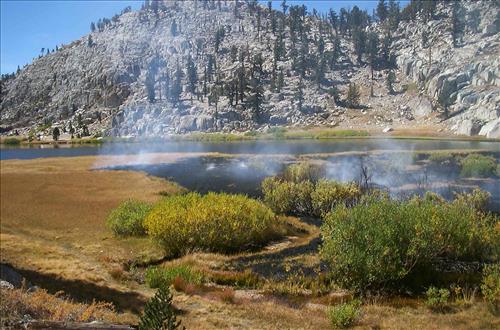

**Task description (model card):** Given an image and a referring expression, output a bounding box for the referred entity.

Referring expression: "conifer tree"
[277,67,285,93]
[328,9,338,34]
[52,127,60,141]
[388,0,400,29]
[386,69,396,95]
[186,55,198,100]
[170,62,182,103]
[346,83,361,108]
[367,32,379,79]
[352,29,366,64]
[138,285,182,330]
[377,0,388,22]
[171,20,178,36]
[452,1,465,48]
[247,77,264,122]
[295,79,304,112]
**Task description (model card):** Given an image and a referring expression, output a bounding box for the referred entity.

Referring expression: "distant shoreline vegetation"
[2,128,499,145]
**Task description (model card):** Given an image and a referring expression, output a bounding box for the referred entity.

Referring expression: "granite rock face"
[394,1,499,136]
[0,0,498,138]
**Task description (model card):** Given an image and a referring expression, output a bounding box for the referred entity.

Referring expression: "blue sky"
[1,0,408,75]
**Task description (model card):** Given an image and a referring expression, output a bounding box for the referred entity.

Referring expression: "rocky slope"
[0,0,498,138]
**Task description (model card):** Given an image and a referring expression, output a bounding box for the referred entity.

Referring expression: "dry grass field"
[1,154,499,329]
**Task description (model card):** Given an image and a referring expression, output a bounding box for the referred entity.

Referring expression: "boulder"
[482,24,497,36]
[195,115,214,130]
[478,118,500,139]
[269,115,288,125]
[408,96,433,117]
[178,115,196,132]
[383,126,393,133]
[456,119,482,136]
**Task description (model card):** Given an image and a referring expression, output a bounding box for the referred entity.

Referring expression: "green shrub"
[144,192,279,256]
[244,130,258,137]
[262,163,361,216]
[311,180,362,216]
[267,127,287,139]
[262,162,360,216]
[326,299,362,329]
[106,200,152,237]
[425,287,450,312]
[481,264,500,312]
[261,177,314,215]
[320,193,497,292]
[428,152,457,166]
[282,162,324,183]
[3,137,21,145]
[460,154,497,178]
[453,188,491,213]
[145,265,204,289]
[138,285,182,330]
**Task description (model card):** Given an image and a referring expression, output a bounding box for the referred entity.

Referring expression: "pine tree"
[171,20,178,36]
[186,55,198,100]
[87,35,93,47]
[452,1,465,48]
[215,26,225,53]
[388,0,400,29]
[315,54,326,89]
[376,0,388,22]
[281,0,288,15]
[145,71,156,103]
[467,9,481,33]
[380,32,392,68]
[52,127,60,141]
[328,9,338,34]
[352,29,366,64]
[346,83,361,108]
[327,86,341,104]
[170,62,182,103]
[386,70,396,95]
[277,67,285,93]
[247,77,264,122]
[90,22,96,32]
[339,8,348,35]
[367,32,379,79]
[138,285,182,330]
[422,0,436,22]
[295,79,304,112]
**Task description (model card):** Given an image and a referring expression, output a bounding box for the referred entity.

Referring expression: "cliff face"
[0,0,498,138]
[394,1,499,137]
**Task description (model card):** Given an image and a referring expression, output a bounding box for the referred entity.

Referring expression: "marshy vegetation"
[100,158,500,328]
[3,150,499,329]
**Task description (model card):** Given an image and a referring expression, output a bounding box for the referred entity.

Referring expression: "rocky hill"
[0,0,499,138]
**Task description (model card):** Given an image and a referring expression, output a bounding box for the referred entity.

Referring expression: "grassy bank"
[3,127,499,146]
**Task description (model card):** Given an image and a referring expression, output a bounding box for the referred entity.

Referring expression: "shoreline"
[2,127,499,146]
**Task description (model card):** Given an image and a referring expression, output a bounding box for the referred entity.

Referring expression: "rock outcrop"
[0,0,498,138]
[394,1,499,137]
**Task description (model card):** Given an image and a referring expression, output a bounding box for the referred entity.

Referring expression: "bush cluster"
[481,264,500,312]
[2,137,21,145]
[320,192,499,292]
[427,152,459,167]
[262,163,361,216]
[326,299,362,329]
[460,154,497,178]
[145,265,204,289]
[425,287,450,312]
[106,200,152,237]
[144,192,279,256]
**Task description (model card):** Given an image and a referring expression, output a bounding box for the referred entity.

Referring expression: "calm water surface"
[1,139,499,160]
